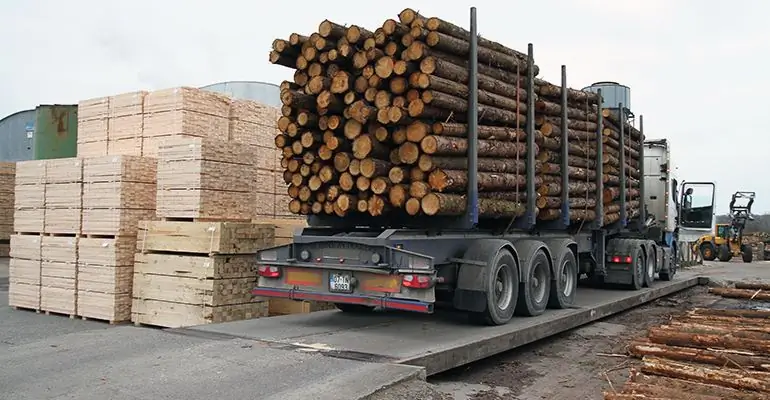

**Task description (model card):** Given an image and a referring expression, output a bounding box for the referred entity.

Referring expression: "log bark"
[535,99,598,122]
[319,20,346,39]
[537,181,597,196]
[735,282,770,291]
[536,150,597,169]
[414,72,528,114]
[421,135,533,158]
[421,90,527,125]
[418,56,529,103]
[428,169,538,192]
[432,122,526,141]
[629,374,770,400]
[641,356,770,393]
[709,287,770,301]
[629,341,770,372]
[360,158,392,178]
[648,327,770,354]
[425,31,530,73]
[538,163,596,180]
[689,308,770,319]
[280,90,315,109]
[540,116,598,133]
[423,17,530,62]
[269,51,295,68]
[536,196,596,210]
[603,187,641,204]
[418,155,526,174]
[538,209,596,222]
[421,193,527,217]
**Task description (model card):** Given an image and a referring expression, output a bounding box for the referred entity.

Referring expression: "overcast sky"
[1,0,767,213]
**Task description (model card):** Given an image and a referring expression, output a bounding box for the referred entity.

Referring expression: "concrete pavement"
[1,258,769,400]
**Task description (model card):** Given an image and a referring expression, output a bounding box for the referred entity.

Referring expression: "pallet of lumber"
[269,9,643,227]
[156,137,258,220]
[0,162,15,255]
[76,96,110,157]
[43,158,83,235]
[77,155,157,323]
[13,161,46,234]
[7,234,42,310]
[131,220,276,328]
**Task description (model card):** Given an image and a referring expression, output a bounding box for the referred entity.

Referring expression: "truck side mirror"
[678,182,715,229]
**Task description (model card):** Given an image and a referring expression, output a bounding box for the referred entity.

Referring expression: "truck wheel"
[628,247,644,290]
[644,246,656,288]
[717,245,732,262]
[548,249,577,309]
[741,245,753,263]
[700,242,716,261]
[469,248,519,325]
[515,249,551,316]
[334,303,375,313]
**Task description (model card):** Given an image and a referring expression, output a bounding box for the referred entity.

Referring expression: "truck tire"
[547,248,577,309]
[515,249,551,316]
[700,242,716,261]
[644,245,656,288]
[468,248,519,325]
[741,245,753,263]
[628,247,644,290]
[334,303,375,313]
[717,245,732,262]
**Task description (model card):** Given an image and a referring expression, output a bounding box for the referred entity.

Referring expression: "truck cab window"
[680,183,715,229]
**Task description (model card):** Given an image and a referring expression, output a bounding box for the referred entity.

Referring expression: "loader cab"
[715,224,729,239]
[677,181,716,242]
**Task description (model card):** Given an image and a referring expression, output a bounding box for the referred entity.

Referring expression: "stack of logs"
[270,8,643,225]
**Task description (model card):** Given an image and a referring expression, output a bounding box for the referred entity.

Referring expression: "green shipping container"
[33,104,78,160]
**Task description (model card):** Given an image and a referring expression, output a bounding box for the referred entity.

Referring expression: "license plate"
[329,272,353,293]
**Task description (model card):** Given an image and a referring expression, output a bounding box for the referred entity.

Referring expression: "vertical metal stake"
[638,115,646,230]
[559,66,569,228]
[594,90,604,229]
[618,103,627,227]
[525,43,536,228]
[466,7,479,228]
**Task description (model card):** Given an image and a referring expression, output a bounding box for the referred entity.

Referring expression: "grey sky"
[1,0,767,213]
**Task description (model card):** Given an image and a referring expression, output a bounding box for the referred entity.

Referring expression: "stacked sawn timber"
[131,137,271,327]
[270,8,643,225]
[0,162,15,256]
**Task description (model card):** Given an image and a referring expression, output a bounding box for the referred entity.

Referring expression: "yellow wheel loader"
[693,191,755,263]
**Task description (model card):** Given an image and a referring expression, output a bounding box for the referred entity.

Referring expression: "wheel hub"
[561,261,574,297]
[531,262,547,304]
[494,264,513,310]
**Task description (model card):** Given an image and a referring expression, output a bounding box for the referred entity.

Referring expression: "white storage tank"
[582,81,631,111]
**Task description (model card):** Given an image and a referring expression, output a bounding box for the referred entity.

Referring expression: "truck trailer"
[254,7,716,325]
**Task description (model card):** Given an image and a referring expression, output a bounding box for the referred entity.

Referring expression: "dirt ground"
[369,285,720,400]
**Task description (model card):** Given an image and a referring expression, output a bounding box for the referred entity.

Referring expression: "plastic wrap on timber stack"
[77,96,110,158]
[268,9,644,227]
[131,220,276,328]
[141,87,231,157]
[8,161,46,310]
[605,288,770,399]
[0,162,15,255]
[156,137,257,221]
[78,155,157,323]
[107,91,147,156]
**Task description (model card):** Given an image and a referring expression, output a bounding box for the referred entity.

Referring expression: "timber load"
[270,8,643,227]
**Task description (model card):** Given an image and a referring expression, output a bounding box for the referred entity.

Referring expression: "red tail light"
[258,265,281,278]
[610,256,633,264]
[402,274,432,289]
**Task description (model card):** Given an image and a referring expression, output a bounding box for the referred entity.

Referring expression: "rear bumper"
[251,287,434,313]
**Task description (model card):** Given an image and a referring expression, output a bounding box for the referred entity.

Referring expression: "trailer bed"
[182,272,703,375]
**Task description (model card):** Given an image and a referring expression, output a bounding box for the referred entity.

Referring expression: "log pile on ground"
[270,8,643,225]
[605,285,770,399]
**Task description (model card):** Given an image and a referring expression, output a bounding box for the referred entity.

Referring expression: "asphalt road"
[2,258,768,400]
[0,258,422,400]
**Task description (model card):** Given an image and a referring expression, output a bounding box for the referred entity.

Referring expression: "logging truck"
[253,7,717,325]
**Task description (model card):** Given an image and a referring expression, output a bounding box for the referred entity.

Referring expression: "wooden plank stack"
[132,221,275,328]
[78,156,156,322]
[0,162,15,256]
[107,91,147,156]
[8,161,46,310]
[269,9,643,226]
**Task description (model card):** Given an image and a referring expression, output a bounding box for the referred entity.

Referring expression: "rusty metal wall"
[0,109,35,162]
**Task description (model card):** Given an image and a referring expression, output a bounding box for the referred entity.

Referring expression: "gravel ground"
[369,285,719,400]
